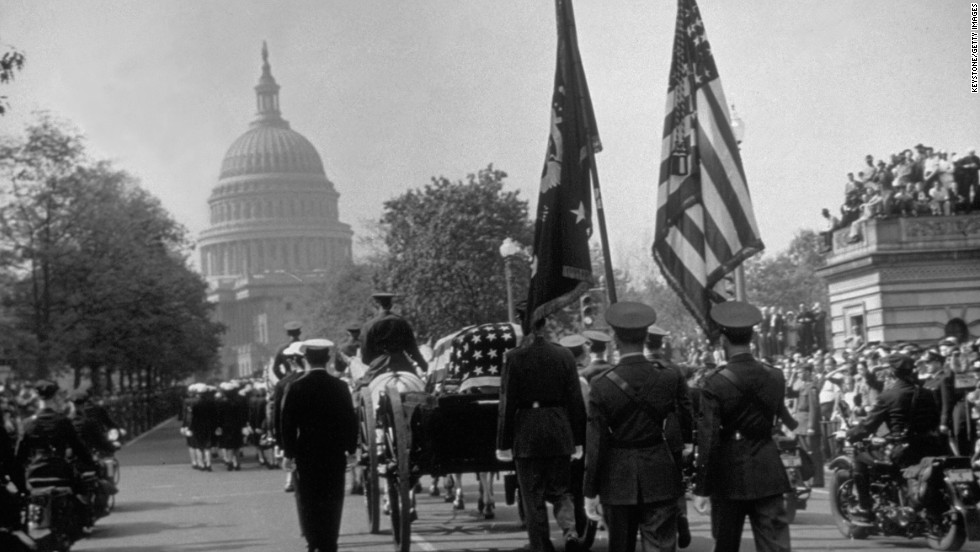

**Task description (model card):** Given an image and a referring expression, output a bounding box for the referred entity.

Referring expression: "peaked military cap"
[582,330,611,344]
[939,336,959,347]
[371,292,396,299]
[559,334,588,349]
[886,353,915,376]
[346,325,361,334]
[302,338,335,352]
[284,321,302,332]
[646,324,670,337]
[604,301,657,330]
[709,301,763,330]
[923,348,944,363]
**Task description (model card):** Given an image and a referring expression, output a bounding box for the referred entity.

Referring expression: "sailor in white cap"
[280,337,357,552]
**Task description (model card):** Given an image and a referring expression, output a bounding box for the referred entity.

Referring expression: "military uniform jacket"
[647,352,693,453]
[846,378,944,461]
[280,370,358,463]
[584,353,690,504]
[361,310,428,372]
[695,353,791,499]
[16,407,94,482]
[270,370,304,444]
[496,336,585,458]
[580,359,612,383]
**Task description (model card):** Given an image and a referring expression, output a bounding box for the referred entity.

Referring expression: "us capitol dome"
[198,43,353,378]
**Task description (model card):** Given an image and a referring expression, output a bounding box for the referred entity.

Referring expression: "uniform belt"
[518,401,562,409]
[609,435,664,449]
[722,429,768,442]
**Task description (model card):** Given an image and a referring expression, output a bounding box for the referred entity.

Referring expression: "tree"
[0,42,25,116]
[375,164,533,339]
[744,229,829,313]
[311,262,378,343]
[0,113,223,386]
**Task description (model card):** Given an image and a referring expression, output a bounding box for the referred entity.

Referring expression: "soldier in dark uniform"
[68,390,116,460]
[280,339,358,552]
[16,381,94,490]
[694,301,792,552]
[189,384,217,471]
[271,321,304,384]
[270,341,306,491]
[334,325,361,376]
[581,330,613,383]
[497,316,586,552]
[357,292,428,387]
[644,323,695,549]
[583,303,691,552]
[846,353,948,525]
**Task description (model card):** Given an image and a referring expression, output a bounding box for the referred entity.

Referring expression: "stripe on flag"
[652,0,765,333]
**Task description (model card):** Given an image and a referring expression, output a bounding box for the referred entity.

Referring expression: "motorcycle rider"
[68,390,117,459]
[845,353,948,525]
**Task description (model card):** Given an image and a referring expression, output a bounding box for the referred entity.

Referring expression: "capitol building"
[199,44,353,378]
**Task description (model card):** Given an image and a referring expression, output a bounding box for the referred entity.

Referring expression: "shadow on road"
[110,500,182,513]
[89,520,234,539]
[77,539,269,551]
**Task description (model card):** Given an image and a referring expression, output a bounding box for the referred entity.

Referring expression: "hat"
[885,353,915,376]
[923,348,944,363]
[604,301,657,330]
[710,301,763,330]
[645,324,670,337]
[939,336,960,347]
[283,341,304,356]
[582,330,611,344]
[68,389,90,403]
[35,380,59,400]
[302,338,334,352]
[559,334,588,349]
[346,325,361,334]
[284,321,302,332]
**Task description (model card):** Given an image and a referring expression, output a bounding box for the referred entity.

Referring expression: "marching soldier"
[497,315,586,552]
[584,302,690,552]
[280,339,358,552]
[644,323,694,549]
[580,330,613,383]
[359,292,428,383]
[693,301,791,552]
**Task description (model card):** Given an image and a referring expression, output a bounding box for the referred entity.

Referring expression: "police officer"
[359,292,428,381]
[16,381,94,489]
[280,339,358,552]
[584,302,691,552]
[693,301,791,552]
[580,330,613,383]
[846,353,947,525]
[644,323,695,549]
[497,315,586,552]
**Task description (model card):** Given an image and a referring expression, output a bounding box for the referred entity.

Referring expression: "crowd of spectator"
[819,144,980,250]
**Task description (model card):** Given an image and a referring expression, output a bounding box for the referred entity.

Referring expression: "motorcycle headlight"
[108,428,120,441]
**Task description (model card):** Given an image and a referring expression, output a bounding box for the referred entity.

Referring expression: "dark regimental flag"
[525,0,601,334]
[652,0,764,333]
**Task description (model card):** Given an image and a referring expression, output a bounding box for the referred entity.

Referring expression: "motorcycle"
[0,486,37,552]
[26,480,87,552]
[775,434,812,523]
[828,434,980,551]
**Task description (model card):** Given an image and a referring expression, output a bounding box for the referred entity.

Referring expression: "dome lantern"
[253,41,288,129]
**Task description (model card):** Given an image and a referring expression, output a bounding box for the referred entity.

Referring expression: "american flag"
[449,322,521,386]
[652,0,764,333]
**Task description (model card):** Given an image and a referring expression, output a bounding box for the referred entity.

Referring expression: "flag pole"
[562,0,617,304]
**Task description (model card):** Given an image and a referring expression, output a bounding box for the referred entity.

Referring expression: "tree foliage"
[0,42,25,116]
[744,229,829,312]
[311,262,378,343]
[0,113,223,388]
[375,164,533,339]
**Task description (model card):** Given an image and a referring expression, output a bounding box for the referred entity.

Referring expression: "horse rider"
[357,292,428,388]
[584,302,691,552]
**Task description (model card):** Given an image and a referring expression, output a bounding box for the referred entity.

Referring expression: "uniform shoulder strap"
[718,367,774,419]
[605,368,671,422]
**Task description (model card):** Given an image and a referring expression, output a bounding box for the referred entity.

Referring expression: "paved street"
[70,418,980,552]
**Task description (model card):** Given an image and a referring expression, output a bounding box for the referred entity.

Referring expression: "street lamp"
[499,238,525,324]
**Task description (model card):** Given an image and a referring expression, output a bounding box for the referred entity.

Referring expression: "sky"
[2,1,978,273]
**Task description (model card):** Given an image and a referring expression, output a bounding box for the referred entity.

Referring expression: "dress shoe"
[678,515,691,549]
[284,482,296,493]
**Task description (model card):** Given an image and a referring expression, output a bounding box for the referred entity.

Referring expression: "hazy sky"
[2,1,977,270]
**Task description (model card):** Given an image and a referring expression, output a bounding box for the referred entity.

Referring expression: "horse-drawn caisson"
[350,321,597,552]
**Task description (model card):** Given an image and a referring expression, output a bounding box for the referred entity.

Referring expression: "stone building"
[199,44,352,379]
[816,214,980,351]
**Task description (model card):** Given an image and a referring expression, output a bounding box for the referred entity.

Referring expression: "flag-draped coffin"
[653,0,764,333]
